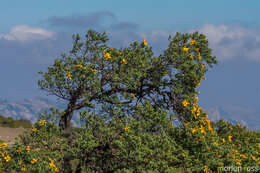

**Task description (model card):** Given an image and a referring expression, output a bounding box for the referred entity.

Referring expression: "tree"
[38,30,217,133]
[3,30,260,173]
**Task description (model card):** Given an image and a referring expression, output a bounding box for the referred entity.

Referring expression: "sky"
[1,0,260,117]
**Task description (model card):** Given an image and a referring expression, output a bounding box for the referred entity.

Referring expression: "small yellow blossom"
[26,146,30,152]
[1,143,7,148]
[122,58,127,64]
[89,68,96,75]
[236,124,241,128]
[31,158,38,164]
[221,138,225,143]
[109,48,114,51]
[258,143,260,149]
[203,165,209,173]
[212,142,218,146]
[104,52,111,60]
[198,52,201,60]
[196,48,200,52]
[190,40,196,46]
[191,128,196,134]
[182,99,189,107]
[18,160,23,165]
[251,155,257,161]
[31,128,38,132]
[189,53,193,59]
[39,120,46,126]
[130,93,135,98]
[228,135,232,142]
[4,155,11,162]
[240,154,247,159]
[74,64,83,68]
[236,159,242,166]
[183,47,189,53]
[184,122,190,126]
[199,125,206,134]
[66,72,72,80]
[17,148,22,153]
[21,167,26,172]
[143,39,148,45]
[124,126,129,132]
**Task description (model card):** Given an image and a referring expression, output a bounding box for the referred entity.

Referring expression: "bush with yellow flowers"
[1,30,259,172]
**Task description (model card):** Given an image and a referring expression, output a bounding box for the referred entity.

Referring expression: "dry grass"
[0,126,26,145]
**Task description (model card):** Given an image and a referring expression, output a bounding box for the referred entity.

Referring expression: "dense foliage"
[0,30,259,172]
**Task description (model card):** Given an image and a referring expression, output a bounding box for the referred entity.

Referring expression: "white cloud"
[189,24,260,62]
[0,25,55,41]
[138,24,260,62]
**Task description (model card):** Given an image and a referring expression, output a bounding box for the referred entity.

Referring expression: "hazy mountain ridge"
[0,97,259,131]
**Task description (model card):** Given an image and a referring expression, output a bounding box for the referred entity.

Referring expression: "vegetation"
[0,114,32,128]
[0,30,259,172]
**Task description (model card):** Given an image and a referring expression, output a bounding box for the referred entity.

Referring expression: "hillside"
[0,97,259,131]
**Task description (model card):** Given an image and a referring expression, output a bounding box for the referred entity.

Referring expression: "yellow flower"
[221,138,225,143]
[182,99,189,107]
[251,155,258,161]
[124,126,129,132]
[189,53,193,59]
[4,155,11,162]
[228,135,232,142]
[1,143,7,148]
[198,52,201,60]
[236,159,242,166]
[162,71,167,76]
[109,48,114,51]
[193,97,199,103]
[66,72,72,80]
[183,47,189,53]
[17,148,22,153]
[130,93,135,98]
[236,124,241,128]
[240,154,247,159]
[74,64,83,68]
[196,48,200,52]
[190,40,196,46]
[122,58,127,64]
[199,125,206,134]
[228,126,233,130]
[184,122,190,126]
[104,52,111,60]
[31,158,38,164]
[191,128,196,134]
[258,143,260,149]
[18,160,23,165]
[49,160,56,168]
[203,165,209,173]
[89,68,96,75]
[26,146,30,152]
[212,142,218,146]
[31,128,38,132]
[143,39,148,45]
[39,120,46,126]
[21,167,26,172]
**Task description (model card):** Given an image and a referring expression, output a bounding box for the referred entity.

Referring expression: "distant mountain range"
[0,97,259,131]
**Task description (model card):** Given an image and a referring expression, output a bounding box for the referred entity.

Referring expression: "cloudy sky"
[1,0,260,121]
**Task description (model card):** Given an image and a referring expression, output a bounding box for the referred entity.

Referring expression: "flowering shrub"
[1,30,259,172]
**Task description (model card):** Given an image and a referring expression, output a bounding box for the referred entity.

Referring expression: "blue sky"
[1,0,260,121]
